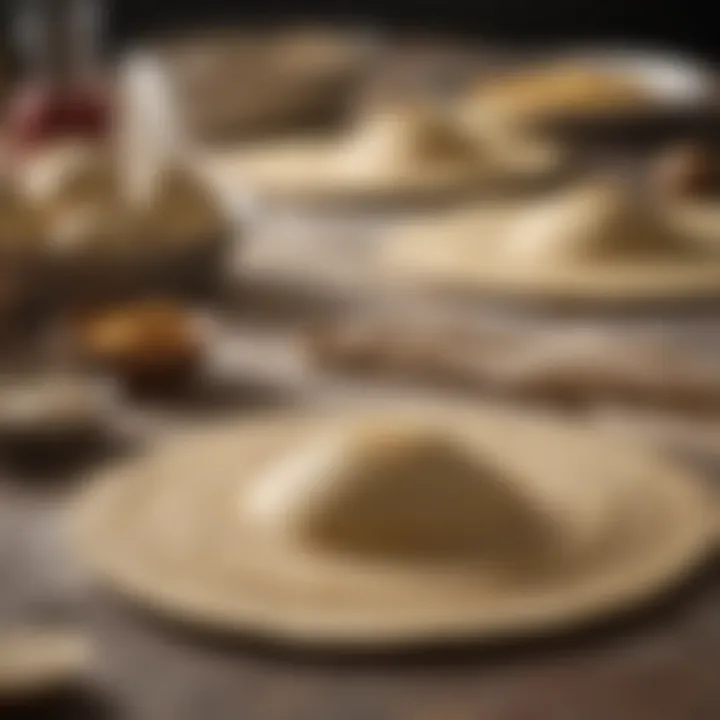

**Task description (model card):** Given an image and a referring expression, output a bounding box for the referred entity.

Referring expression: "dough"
[340,103,479,175]
[501,181,691,264]
[245,422,597,573]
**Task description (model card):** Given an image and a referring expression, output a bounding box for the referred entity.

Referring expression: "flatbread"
[383,181,720,303]
[73,407,716,648]
[203,105,564,207]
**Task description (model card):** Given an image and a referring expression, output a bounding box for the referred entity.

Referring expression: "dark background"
[110,1,716,59]
[0,0,720,66]
[1,2,717,61]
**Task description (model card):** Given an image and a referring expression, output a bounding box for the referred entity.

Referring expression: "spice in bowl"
[72,301,206,394]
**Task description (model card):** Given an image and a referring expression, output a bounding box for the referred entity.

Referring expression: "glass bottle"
[5,0,112,154]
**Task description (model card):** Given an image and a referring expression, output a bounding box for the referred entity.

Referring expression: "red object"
[6,80,111,151]
[4,0,112,154]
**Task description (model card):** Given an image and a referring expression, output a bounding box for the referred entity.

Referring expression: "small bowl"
[0,373,120,462]
[70,301,211,396]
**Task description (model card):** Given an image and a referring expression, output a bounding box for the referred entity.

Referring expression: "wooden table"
[0,481,718,720]
[2,41,720,720]
[1,212,720,720]
[0,308,718,720]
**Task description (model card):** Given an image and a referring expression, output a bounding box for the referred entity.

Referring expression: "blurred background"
[0,1,718,719]
[1,1,717,56]
[94,1,717,57]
